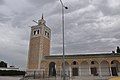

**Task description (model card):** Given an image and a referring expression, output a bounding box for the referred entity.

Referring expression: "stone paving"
[20,76,111,80]
[0,76,22,80]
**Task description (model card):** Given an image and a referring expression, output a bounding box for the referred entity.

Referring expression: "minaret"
[27,15,51,70]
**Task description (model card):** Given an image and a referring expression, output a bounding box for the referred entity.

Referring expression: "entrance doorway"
[72,68,79,76]
[111,67,118,76]
[91,67,98,76]
[111,60,120,76]
[49,62,56,76]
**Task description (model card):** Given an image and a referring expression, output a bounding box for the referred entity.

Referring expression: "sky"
[0,0,120,69]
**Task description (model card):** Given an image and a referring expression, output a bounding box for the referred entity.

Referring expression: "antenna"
[32,20,38,24]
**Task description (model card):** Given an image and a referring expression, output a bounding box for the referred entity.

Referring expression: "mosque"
[27,15,120,79]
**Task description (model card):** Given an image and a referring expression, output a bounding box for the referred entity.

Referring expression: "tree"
[0,61,7,68]
[112,51,115,54]
[116,46,120,53]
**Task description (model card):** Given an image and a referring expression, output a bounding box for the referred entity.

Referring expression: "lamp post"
[59,0,68,80]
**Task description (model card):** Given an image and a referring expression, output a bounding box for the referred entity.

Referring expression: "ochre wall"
[27,37,41,69]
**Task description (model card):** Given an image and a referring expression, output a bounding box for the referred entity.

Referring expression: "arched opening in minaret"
[49,62,56,76]
[37,30,39,34]
[111,60,120,76]
[33,31,36,35]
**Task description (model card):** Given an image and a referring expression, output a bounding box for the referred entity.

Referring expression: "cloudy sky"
[0,0,120,69]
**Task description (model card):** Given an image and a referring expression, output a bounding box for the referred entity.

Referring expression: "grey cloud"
[0,13,11,23]
[65,40,116,53]
[49,0,90,16]
[91,0,120,16]
[11,11,35,28]
[0,23,29,69]
[28,0,56,7]
[99,6,120,16]
[51,12,120,54]
[0,0,4,5]
[51,46,62,54]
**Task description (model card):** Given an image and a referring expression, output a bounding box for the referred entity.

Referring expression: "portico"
[42,53,120,78]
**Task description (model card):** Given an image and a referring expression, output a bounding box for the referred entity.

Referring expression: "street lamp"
[59,0,68,80]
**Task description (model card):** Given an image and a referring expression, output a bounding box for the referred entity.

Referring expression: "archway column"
[79,67,81,76]
[56,66,61,76]
[44,67,49,77]
[70,67,72,77]
[109,64,112,76]
[89,63,91,76]
[99,63,102,77]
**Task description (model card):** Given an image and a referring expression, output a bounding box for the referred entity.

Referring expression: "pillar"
[89,63,91,76]
[109,64,112,76]
[42,67,47,78]
[99,63,102,77]
[79,67,81,76]
[70,67,72,77]
[56,66,61,76]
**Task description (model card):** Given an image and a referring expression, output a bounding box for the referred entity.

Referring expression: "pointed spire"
[38,13,46,25]
[42,13,44,19]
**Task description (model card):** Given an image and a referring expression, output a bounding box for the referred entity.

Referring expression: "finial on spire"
[38,13,46,25]
[42,13,44,19]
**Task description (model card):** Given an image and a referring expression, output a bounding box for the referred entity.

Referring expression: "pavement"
[0,76,22,80]
[109,77,120,80]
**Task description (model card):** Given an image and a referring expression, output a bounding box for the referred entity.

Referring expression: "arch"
[49,62,56,76]
[71,61,79,76]
[81,61,89,76]
[111,60,120,76]
[100,60,110,76]
[90,61,99,76]
[72,61,79,65]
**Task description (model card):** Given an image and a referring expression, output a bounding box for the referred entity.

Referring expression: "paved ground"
[109,77,120,80]
[0,76,22,80]
[20,76,109,80]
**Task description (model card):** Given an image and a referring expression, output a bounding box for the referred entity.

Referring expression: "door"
[72,68,79,76]
[91,67,98,76]
[49,62,56,76]
[111,67,118,76]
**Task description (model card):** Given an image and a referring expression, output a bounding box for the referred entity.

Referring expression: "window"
[34,31,36,35]
[73,61,77,65]
[45,31,50,38]
[91,61,94,64]
[33,29,40,35]
[47,33,49,38]
[37,30,39,34]
[45,31,47,35]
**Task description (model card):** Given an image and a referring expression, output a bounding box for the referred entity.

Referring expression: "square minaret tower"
[27,15,51,70]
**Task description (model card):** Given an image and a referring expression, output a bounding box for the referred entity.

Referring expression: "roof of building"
[44,53,120,59]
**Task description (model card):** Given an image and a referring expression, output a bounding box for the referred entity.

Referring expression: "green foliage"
[0,61,7,68]
[0,70,25,76]
[116,46,120,53]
